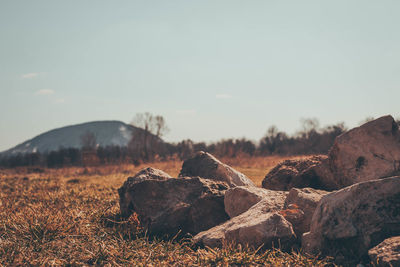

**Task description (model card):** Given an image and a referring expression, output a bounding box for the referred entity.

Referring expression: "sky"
[1,1,400,151]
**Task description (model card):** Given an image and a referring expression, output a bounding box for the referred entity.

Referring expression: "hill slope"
[1,121,152,156]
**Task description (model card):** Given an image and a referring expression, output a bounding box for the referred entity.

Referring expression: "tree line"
[1,114,397,168]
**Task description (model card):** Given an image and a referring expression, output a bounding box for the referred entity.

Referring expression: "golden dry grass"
[0,155,333,266]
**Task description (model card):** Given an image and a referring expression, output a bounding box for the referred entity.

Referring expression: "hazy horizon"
[1,113,398,153]
[1,1,400,151]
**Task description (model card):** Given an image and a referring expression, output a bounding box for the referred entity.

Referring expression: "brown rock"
[118,167,172,217]
[302,177,400,262]
[118,176,229,236]
[193,198,296,250]
[284,187,329,236]
[179,151,255,187]
[127,167,172,183]
[224,186,287,218]
[314,115,400,189]
[279,206,305,239]
[368,236,400,267]
[263,116,400,191]
[262,156,327,191]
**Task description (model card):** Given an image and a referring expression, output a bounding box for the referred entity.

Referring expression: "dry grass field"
[0,155,334,266]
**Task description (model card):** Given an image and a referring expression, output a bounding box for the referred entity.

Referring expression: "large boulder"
[179,151,255,187]
[302,177,400,262]
[193,198,296,249]
[368,236,400,267]
[118,176,230,236]
[224,186,287,218]
[263,116,400,191]
[261,156,327,190]
[283,187,329,236]
[314,115,400,189]
[118,167,172,217]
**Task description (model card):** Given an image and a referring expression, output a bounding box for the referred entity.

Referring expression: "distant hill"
[0,121,157,157]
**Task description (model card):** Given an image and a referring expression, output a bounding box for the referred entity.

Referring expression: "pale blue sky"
[1,1,400,151]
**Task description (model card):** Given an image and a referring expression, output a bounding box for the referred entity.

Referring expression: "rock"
[314,115,400,189]
[128,167,172,183]
[179,151,255,187]
[224,186,287,218]
[368,236,400,267]
[263,116,400,191]
[118,167,172,217]
[278,206,305,239]
[193,198,296,249]
[262,156,327,190]
[118,176,229,236]
[302,177,400,262]
[284,188,329,236]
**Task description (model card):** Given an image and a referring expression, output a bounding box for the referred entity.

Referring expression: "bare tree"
[299,118,320,137]
[129,112,169,161]
[80,131,97,151]
[260,126,288,155]
[154,115,169,138]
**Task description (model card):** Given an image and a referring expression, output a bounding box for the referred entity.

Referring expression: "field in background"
[0,155,331,266]
[1,155,309,187]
